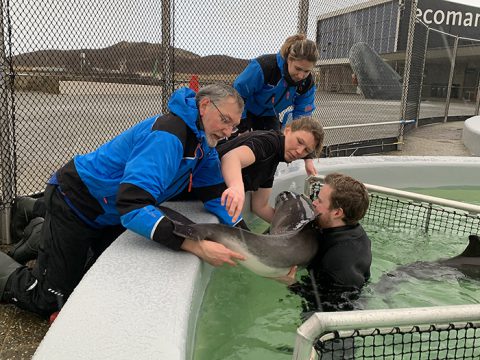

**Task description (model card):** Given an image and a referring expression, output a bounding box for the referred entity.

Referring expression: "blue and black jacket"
[51,87,240,250]
[234,52,316,120]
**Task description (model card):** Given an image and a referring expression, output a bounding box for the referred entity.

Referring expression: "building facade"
[315,0,480,100]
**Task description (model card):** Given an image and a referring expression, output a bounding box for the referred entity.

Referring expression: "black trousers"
[237,112,279,133]
[4,185,124,317]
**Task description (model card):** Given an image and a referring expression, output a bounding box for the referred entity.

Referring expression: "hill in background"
[13,41,249,76]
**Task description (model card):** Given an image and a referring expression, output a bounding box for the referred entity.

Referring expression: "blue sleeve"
[292,84,316,119]
[194,149,243,226]
[120,200,185,250]
[234,59,265,119]
[118,131,183,238]
[120,204,165,240]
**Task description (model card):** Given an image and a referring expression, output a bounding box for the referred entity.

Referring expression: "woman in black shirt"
[217,116,324,223]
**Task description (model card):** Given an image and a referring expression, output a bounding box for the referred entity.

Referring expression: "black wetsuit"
[290,223,372,313]
[217,130,285,191]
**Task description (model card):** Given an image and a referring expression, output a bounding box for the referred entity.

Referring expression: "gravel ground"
[383,121,471,157]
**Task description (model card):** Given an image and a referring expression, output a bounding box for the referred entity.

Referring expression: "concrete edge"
[33,201,217,360]
[463,116,480,156]
[272,156,480,202]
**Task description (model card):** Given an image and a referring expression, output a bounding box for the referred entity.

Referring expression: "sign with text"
[397,0,480,50]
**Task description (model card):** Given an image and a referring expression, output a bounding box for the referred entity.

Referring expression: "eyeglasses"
[211,101,239,134]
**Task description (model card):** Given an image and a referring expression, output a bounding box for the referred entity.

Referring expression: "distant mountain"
[176,54,250,75]
[13,41,249,76]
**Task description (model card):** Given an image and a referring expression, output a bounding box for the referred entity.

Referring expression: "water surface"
[194,188,480,360]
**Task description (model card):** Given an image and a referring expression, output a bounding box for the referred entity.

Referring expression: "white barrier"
[33,201,216,360]
[271,156,480,204]
[463,116,480,156]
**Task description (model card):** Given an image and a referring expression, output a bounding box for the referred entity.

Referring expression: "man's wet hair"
[324,173,369,225]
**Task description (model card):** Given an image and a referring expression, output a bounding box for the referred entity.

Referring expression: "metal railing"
[293,304,480,360]
[306,175,480,236]
[296,175,480,359]
[306,175,480,215]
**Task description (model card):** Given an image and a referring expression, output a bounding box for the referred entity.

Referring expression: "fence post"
[415,27,430,128]
[297,0,309,35]
[444,35,459,123]
[161,0,174,114]
[0,0,15,244]
[475,75,480,116]
[399,0,418,149]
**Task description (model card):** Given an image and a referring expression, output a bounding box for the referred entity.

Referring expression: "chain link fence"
[314,321,480,360]
[417,27,480,123]
[1,0,479,242]
[315,0,406,156]
[306,176,480,238]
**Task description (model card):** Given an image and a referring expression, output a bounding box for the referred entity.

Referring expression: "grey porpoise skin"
[165,191,319,277]
[374,234,480,294]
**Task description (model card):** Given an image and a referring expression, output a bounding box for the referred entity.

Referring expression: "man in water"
[284,173,372,312]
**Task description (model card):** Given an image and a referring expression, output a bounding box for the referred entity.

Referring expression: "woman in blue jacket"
[234,34,320,175]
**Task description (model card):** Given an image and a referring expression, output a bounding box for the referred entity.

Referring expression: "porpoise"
[163,191,319,278]
[374,234,480,293]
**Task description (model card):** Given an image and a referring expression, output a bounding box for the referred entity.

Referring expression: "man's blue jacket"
[52,87,239,250]
[234,52,316,120]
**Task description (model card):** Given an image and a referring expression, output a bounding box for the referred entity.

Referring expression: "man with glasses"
[0,83,247,318]
[211,100,239,135]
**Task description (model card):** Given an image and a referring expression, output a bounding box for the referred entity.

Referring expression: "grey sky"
[448,0,479,6]
[9,0,480,59]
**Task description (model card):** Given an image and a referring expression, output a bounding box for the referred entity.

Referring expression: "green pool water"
[405,185,480,206]
[193,188,480,360]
